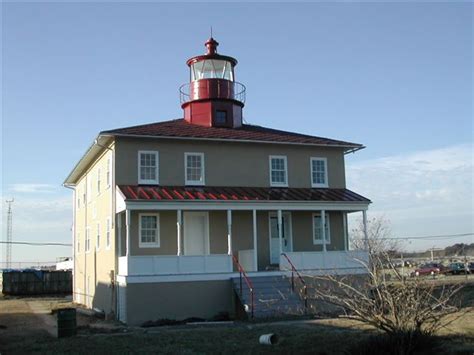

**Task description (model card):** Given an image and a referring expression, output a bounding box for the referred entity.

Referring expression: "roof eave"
[63,134,113,186]
[105,132,364,151]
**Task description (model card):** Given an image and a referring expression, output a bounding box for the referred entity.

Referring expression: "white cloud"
[346,143,474,250]
[8,183,58,194]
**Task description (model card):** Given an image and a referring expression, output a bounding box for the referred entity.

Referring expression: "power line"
[0,241,72,247]
[353,232,474,241]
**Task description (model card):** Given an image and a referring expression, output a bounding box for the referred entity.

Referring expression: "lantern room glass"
[191,59,234,81]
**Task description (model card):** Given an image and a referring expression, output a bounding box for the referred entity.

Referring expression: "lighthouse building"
[64,38,370,325]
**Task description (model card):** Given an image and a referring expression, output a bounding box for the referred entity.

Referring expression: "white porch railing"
[118,254,232,276]
[238,249,256,271]
[280,250,369,273]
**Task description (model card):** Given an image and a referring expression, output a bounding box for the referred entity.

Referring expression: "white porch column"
[125,209,131,257]
[252,209,258,271]
[227,210,232,255]
[343,212,348,251]
[177,210,182,256]
[362,210,368,251]
[321,210,327,253]
[117,213,122,256]
[277,210,283,258]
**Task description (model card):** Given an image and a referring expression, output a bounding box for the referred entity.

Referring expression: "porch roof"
[118,185,371,203]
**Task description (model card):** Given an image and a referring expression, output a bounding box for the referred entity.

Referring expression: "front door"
[269,213,292,264]
[183,212,209,255]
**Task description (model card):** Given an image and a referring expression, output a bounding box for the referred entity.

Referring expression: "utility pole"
[5,199,14,269]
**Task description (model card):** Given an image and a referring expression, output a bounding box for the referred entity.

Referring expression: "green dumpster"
[57,308,77,338]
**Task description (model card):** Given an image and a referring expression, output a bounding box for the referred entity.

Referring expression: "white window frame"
[269,155,288,187]
[106,156,112,189]
[96,223,101,250]
[310,157,328,188]
[312,213,331,245]
[92,202,97,220]
[97,168,101,195]
[185,152,205,186]
[106,217,111,250]
[85,227,91,253]
[87,176,92,203]
[139,213,160,248]
[138,151,159,185]
[76,232,80,254]
[77,193,81,209]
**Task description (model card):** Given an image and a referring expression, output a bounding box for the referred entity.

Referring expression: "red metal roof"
[101,119,363,150]
[119,185,371,203]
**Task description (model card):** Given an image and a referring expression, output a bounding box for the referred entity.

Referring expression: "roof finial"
[205,36,219,55]
[210,26,213,38]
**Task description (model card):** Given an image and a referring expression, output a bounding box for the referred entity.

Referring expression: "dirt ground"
[0,295,473,354]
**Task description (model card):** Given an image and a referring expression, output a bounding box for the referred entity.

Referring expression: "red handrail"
[281,253,308,313]
[232,254,254,319]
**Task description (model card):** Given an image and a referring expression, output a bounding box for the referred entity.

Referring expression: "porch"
[117,250,369,276]
[116,201,370,277]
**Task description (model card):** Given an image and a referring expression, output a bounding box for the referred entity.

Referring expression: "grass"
[1,322,371,355]
[2,314,474,355]
[1,289,473,354]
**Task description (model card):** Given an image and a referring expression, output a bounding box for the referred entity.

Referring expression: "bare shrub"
[311,216,464,354]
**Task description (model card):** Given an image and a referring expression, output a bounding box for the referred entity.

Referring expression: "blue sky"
[1,2,473,264]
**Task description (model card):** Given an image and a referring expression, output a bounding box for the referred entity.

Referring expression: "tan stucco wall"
[74,144,116,314]
[115,137,346,188]
[126,280,234,325]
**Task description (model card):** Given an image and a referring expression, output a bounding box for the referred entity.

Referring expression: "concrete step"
[232,275,307,319]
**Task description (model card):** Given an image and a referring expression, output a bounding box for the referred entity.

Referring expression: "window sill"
[138,180,160,185]
[185,181,205,186]
[313,240,331,245]
[139,243,161,248]
[311,184,329,188]
[270,183,289,188]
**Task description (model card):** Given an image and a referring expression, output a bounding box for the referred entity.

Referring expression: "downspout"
[94,138,117,318]
[64,184,76,302]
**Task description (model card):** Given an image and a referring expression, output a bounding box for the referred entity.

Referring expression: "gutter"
[99,132,365,151]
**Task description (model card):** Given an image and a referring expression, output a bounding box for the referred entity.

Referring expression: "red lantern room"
[180,38,246,128]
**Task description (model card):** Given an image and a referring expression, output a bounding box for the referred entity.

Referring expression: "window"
[87,176,92,203]
[139,213,160,248]
[185,153,205,185]
[311,157,328,187]
[85,228,91,252]
[96,223,100,250]
[138,151,159,184]
[76,232,80,254]
[191,59,233,81]
[313,213,330,245]
[106,217,111,249]
[106,157,111,188]
[269,156,288,187]
[215,110,227,125]
[97,168,101,195]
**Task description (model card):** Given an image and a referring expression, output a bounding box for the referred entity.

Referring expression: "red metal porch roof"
[118,185,371,203]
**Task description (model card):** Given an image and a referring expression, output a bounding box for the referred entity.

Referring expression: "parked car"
[469,262,474,273]
[444,262,470,275]
[411,263,445,277]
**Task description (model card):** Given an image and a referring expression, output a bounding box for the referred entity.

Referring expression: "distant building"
[64,38,370,325]
[55,257,73,271]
